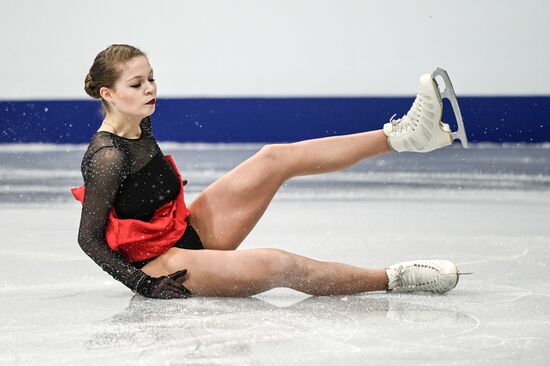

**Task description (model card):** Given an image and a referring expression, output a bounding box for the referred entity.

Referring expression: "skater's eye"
[130,79,155,88]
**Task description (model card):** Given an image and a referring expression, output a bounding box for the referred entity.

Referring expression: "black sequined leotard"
[76,117,201,292]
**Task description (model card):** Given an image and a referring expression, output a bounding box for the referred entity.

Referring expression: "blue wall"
[1,97,549,144]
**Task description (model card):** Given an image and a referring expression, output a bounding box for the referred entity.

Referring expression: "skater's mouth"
[146,98,156,105]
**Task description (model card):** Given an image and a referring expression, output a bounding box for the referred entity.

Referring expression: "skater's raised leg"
[188,130,391,251]
[188,70,465,251]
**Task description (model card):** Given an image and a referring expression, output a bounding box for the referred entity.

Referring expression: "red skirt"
[71,155,190,262]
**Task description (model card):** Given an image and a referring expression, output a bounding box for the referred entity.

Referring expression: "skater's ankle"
[383,268,390,291]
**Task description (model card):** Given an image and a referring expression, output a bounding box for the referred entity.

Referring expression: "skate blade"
[432,67,469,149]
[442,272,473,276]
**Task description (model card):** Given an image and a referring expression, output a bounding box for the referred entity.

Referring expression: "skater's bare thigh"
[140,246,292,296]
[187,145,288,251]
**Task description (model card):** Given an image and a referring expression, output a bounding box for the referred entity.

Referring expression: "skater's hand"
[136,269,191,299]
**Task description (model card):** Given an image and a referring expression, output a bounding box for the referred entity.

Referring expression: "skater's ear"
[99,87,115,103]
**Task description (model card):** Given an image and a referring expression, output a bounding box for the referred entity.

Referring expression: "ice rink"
[1,143,549,365]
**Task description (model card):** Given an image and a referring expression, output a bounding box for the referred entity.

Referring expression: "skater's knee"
[256,248,297,285]
[259,144,286,163]
[257,144,293,177]
[259,143,299,175]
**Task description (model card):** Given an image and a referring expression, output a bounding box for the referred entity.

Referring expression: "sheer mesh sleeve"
[77,146,146,291]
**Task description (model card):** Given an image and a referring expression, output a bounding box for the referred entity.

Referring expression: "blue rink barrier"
[1,97,548,143]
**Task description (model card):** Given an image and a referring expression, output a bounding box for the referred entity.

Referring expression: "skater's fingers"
[157,288,186,299]
[168,269,188,281]
[165,280,191,296]
[166,287,191,299]
[170,281,192,296]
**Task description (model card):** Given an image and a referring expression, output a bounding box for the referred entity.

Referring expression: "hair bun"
[84,72,100,99]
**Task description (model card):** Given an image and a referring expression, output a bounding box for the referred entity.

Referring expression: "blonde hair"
[84,44,147,117]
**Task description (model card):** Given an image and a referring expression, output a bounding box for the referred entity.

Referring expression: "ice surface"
[1,143,549,365]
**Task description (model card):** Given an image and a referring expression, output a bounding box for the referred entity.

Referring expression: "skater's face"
[100,55,157,119]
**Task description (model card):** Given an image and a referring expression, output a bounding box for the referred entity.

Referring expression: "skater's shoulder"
[85,132,124,157]
[81,133,130,172]
[80,116,156,175]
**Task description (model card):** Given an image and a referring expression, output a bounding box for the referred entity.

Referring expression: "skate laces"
[388,264,405,290]
[389,263,439,291]
[387,93,422,134]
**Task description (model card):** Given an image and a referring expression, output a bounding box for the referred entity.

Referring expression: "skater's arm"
[77,147,146,291]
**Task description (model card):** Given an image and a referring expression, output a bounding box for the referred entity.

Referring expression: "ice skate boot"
[386,259,459,294]
[383,67,468,153]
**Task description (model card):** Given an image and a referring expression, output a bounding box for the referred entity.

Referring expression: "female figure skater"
[76,44,462,299]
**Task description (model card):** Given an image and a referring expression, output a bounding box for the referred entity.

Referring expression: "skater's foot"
[383,74,453,153]
[386,259,459,294]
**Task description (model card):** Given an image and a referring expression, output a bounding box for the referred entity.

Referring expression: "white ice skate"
[386,259,460,294]
[383,67,468,153]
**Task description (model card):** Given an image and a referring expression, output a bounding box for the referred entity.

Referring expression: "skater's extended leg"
[281,129,392,176]
[188,130,391,250]
[141,247,389,296]
[189,70,466,251]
